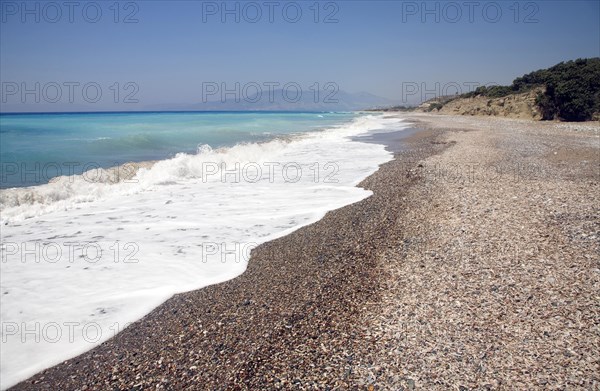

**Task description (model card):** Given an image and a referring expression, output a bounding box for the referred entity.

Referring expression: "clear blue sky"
[1,0,599,110]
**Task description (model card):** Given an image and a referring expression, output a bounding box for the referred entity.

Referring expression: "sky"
[0,0,599,111]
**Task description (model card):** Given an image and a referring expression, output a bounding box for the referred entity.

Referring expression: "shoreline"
[0,112,399,388]
[11,115,443,390]
[12,113,599,389]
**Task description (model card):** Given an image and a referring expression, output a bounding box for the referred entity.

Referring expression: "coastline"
[0,112,398,388]
[11,115,441,390]
[12,113,599,389]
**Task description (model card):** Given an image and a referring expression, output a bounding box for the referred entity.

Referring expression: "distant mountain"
[145,90,396,112]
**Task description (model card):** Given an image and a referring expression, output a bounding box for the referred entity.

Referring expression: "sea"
[0,111,410,389]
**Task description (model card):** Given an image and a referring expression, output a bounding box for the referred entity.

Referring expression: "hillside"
[432,88,544,120]
[419,58,600,122]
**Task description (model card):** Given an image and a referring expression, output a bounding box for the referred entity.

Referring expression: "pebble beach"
[13,113,599,390]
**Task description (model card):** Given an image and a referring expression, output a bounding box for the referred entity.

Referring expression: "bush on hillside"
[461,58,600,121]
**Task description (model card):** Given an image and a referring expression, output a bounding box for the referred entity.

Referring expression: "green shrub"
[457,58,600,121]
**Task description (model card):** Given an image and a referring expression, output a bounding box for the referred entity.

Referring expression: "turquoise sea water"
[0,111,356,188]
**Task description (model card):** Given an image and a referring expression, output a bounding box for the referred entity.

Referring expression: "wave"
[0,114,409,389]
[0,115,402,224]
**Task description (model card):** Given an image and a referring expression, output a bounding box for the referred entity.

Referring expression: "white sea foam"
[0,114,409,389]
